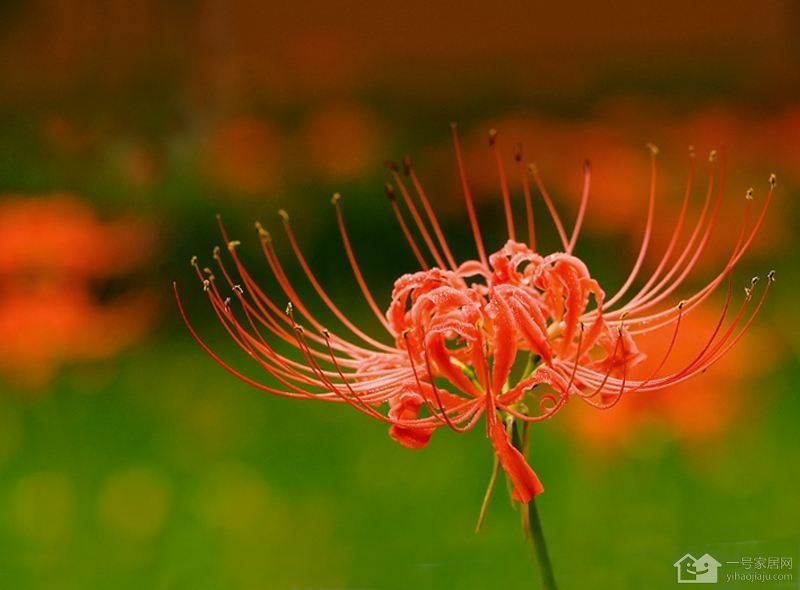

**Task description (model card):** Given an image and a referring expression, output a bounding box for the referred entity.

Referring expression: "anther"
[294,324,304,334]
[646,142,659,156]
[232,285,243,295]
[384,183,396,200]
[527,163,538,176]
[190,255,198,268]
[202,280,210,292]
[285,302,293,316]
[746,188,754,200]
[331,193,342,205]
[769,173,777,187]
[678,300,687,309]
[688,145,696,158]
[488,129,498,146]
[767,270,776,283]
[227,240,241,252]
[322,328,331,339]
[751,276,759,287]
[255,221,270,240]
[403,156,412,176]
[224,297,232,313]
[277,209,289,222]
[212,246,221,259]
[709,149,718,162]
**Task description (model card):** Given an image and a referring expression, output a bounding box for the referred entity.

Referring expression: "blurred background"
[0,1,798,588]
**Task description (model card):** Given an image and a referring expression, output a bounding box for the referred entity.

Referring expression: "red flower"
[177,125,774,504]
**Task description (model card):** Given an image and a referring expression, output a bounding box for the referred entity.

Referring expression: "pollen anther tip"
[190,255,198,267]
[331,193,342,205]
[646,142,659,156]
[709,149,718,162]
[277,209,289,222]
[227,240,241,251]
[746,188,754,200]
[767,270,776,282]
[769,173,777,187]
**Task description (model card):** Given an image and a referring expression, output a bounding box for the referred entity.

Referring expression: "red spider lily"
[176,125,775,506]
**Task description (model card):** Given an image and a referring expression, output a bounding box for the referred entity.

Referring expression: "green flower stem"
[512,422,557,590]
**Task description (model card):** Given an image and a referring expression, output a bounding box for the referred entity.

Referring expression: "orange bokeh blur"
[568,301,779,454]
[0,194,156,388]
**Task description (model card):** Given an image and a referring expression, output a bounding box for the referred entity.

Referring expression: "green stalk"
[512,422,557,590]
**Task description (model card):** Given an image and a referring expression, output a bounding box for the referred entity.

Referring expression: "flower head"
[177,125,774,505]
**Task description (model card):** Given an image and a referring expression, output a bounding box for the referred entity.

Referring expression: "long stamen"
[451,122,488,266]
[602,144,659,308]
[566,160,591,254]
[528,164,569,251]
[489,129,515,241]
[278,210,396,350]
[386,162,446,268]
[331,194,393,332]
[404,156,459,269]
[515,144,536,250]
[619,147,697,310]
[384,183,429,269]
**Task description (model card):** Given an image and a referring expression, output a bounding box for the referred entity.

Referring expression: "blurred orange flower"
[302,104,381,180]
[203,116,282,195]
[0,194,156,387]
[568,302,777,453]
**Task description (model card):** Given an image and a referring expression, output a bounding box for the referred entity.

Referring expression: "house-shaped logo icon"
[674,553,722,583]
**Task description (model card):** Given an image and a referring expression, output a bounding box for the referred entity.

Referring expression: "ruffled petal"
[488,420,544,503]
[388,392,436,449]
